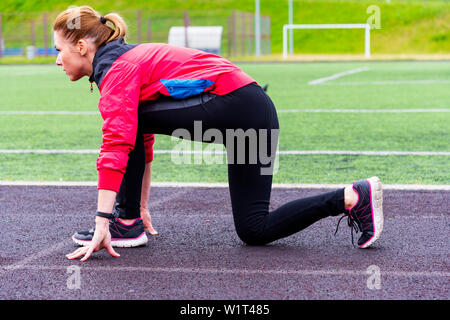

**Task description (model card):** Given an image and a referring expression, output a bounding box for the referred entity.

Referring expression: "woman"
[71,131,159,248]
[53,7,384,262]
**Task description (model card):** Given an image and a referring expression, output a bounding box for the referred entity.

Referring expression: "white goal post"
[282,24,371,59]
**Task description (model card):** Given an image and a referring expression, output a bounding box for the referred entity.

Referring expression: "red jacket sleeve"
[96,61,142,192]
[143,133,155,163]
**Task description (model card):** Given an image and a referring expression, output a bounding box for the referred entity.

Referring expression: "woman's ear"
[77,39,89,56]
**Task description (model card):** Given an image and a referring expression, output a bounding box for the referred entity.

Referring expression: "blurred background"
[0,0,449,63]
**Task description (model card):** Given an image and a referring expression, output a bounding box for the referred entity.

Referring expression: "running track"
[0,185,448,300]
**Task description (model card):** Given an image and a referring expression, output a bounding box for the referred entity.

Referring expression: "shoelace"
[334,211,362,247]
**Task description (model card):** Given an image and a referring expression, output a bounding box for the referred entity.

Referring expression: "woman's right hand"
[140,208,159,235]
[66,216,120,261]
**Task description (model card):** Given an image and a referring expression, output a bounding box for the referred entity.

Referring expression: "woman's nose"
[56,53,62,66]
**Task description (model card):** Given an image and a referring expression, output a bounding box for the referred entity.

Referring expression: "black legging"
[114,83,345,245]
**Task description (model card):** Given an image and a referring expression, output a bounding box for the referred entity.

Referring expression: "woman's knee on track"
[235,224,270,246]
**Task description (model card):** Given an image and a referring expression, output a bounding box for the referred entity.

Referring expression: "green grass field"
[0,0,449,54]
[0,61,449,184]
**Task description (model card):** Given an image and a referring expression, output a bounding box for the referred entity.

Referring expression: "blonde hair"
[53,6,127,47]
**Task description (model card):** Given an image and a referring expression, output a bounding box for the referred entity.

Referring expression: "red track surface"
[0,185,448,300]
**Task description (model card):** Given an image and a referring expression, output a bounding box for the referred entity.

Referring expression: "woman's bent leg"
[221,84,345,245]
[227,160,345,245]
[113,132,146,219]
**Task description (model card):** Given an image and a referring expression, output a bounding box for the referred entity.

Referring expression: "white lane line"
[308,67,370,85]
[6,265,450,278]
[3,213,447,219]
[8,71,57,76]
[0,111,98,115]
[0,181,99,186]
[0,240,70,276]
[1,109,449,114]
[276,150,450,156]
[278,109,450,113]
[1,181,449,190]
[0,149,100,154]
[1,149,449,156]
[149,189,189,208]
[323,80,450,85]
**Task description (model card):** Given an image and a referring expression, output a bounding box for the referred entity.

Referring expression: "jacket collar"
[89,37,135,88]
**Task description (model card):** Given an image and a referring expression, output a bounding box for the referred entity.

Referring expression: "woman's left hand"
[66,216,120,261]
[140,207,159,235]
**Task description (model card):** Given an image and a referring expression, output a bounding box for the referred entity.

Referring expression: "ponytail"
[53,6,128,47]
[103,13,127,44]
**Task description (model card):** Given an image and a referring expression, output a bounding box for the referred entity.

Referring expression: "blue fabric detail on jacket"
[160,79,215,99]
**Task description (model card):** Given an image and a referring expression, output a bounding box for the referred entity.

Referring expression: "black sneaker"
[335,176,384,248]
[72,217,148,247]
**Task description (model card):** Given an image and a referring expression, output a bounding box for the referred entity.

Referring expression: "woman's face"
[54,31,94,81]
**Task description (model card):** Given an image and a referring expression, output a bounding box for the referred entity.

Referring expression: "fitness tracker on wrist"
[95,211,114,219]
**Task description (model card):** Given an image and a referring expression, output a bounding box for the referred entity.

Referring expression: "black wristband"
[96,211,114,219]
